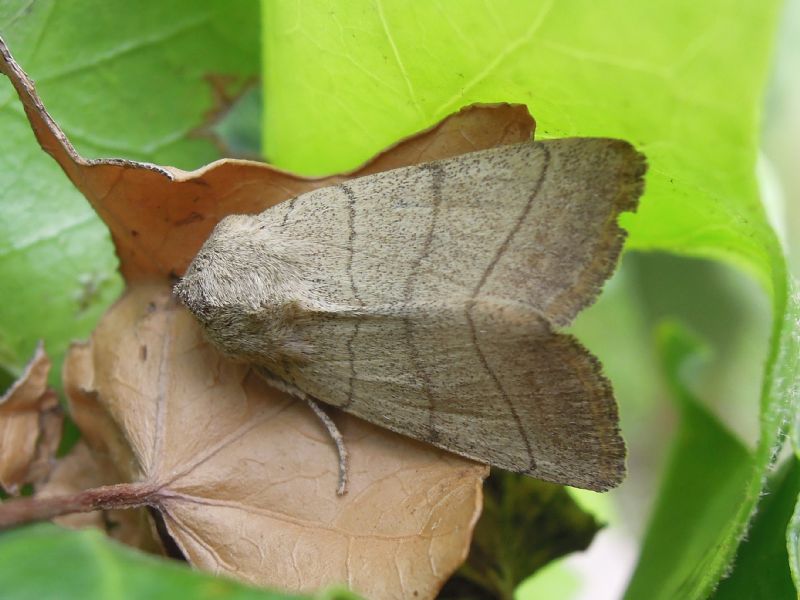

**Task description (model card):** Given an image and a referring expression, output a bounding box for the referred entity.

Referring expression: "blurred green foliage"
[0,524,313,600]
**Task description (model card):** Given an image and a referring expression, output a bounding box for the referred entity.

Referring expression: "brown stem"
[0,482,158,529]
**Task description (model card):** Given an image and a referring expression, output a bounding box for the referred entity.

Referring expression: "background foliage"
[1,0,798,598]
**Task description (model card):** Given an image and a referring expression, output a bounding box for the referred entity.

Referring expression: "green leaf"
[0,365,13,393]
[0,524,311,600]
[789,287,800,591]
[712,457,799,599]
[624,322,753,598]
[261,0,782,289]
[0,0,260,379]
[262,2,798,596]
[790,474,800,592]
[210,85,263,159]
[626,308,800,597]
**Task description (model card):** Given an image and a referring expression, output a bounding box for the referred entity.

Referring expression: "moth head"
[175,215,255,318]
[174,213,313,362]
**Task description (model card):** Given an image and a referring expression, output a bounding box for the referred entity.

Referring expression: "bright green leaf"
[790,477,800,592]
[626,299,800,597]
[0,524,310,600]
[789,284,800,591]
[0,0,260,379]
[624,322,753,598]
[713,458,799,599]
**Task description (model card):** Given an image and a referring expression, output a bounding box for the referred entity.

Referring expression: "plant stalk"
[0,482,156,529]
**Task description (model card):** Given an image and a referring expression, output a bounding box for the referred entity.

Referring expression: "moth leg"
[302,395,349,496]
[254,367,349,495]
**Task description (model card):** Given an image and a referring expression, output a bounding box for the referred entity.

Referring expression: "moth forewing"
[176,138,645,492]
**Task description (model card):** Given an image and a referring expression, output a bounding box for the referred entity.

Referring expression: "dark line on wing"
[472,145,551,298]
[340,183,362,408]
[341,184,362,305]
[402,164,444,441]
[466,144,551,471]
[280,197,298,227]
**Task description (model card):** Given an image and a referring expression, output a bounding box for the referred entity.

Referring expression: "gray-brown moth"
[175,138,646,493]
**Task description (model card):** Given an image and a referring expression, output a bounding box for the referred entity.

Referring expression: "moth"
[175,138,646,494]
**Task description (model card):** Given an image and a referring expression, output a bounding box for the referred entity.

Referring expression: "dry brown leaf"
[0,343,62,495]
[0,35,539,599]
[36,441,163,554]
[64,283,487,599]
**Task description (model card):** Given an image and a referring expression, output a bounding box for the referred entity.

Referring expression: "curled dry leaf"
[65,284,487,599]
[0,35,537,598]
[0,343,62,495]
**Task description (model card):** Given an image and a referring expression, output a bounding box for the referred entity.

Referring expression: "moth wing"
[285,310,624,490]
[261,138,643,490]
[266,138,645,326]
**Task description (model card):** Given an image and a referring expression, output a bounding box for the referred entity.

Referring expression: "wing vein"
[340,184,363,408]
[402,165,444,441]
[466,144,552,470]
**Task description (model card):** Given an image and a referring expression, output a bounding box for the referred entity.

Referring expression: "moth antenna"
[254,367,349,495]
